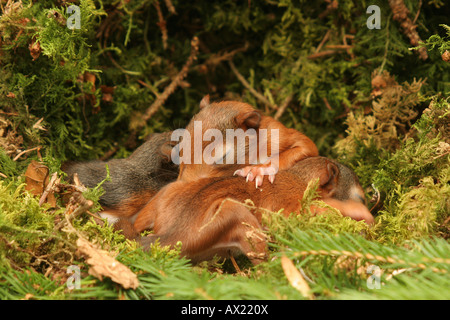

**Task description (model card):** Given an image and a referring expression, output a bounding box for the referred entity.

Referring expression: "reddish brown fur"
[175,96,319,185]
[101,189,157,219]
[132,157,374,264]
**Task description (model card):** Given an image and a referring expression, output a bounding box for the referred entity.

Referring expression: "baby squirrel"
[130,156,373,264]
[63,98,371,266]
[61,132,178,223]
[62,96,317,223]
[175,96,319,187]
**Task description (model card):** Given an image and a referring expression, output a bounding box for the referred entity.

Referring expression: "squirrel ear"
[199,95,210,109]
[235,110,261,130]
[159,141,176,162]
[319,161,340,197]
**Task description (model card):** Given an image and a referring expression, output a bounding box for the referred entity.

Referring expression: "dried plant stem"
[13,146,41,161]
[163,0,176,15]
[54,191,93,232]
[154,0,168,50]
[307,50,338,59]
[228,60,275,109]
[142,36,199,123]
[39,172,58,206]
[196,42,249,71]
[274,94,294,120]
[315,29,331,53]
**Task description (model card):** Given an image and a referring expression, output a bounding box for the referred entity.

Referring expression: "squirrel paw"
[234,165,278,188]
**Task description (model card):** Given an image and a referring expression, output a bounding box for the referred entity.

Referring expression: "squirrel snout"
[323,198,375,225]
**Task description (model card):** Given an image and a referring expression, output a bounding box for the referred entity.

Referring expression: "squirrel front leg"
[235,127,319,187]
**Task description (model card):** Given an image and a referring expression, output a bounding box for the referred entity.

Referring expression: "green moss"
[376,170,450,243]
[1,0,449,300]
[0,181,63,268]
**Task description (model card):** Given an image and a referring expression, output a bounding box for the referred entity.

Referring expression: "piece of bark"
[77,237,139,290]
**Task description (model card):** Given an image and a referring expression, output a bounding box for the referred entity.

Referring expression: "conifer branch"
[389,0,428,60]
[276,231,450,274]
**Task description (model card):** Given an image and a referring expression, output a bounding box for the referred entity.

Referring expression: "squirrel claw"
[235,165,278,187]
[255,175,263,188]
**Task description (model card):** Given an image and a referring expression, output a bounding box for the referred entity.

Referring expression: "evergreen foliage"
[0,0,449,300]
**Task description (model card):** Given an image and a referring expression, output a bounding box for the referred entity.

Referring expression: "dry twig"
[39,172,58,206]
[229,58,294,119]
[197,43,249,73]
[228,60,275,109]
[319,0,338,19]
[141,36,200,123]
[315,29,331,53]
[274,94,294,120]
[163,0,176,15]
[154,0,168,50]
[13,146,41,161]
[307,49,338,59]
